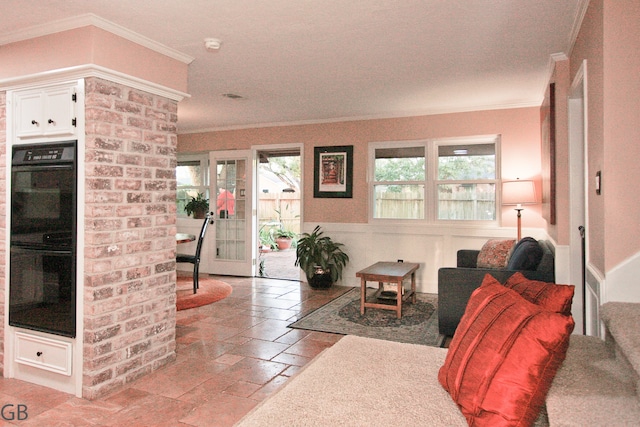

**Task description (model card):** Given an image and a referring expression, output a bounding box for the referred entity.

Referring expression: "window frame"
[176,153,210,218]
[368,135,501,224]
[369,140,427,221]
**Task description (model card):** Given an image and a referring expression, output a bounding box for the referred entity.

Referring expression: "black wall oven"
[10,141,77,337]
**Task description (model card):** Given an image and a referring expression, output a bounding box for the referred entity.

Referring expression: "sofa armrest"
[457,250,479,268]
[437,268,557,337]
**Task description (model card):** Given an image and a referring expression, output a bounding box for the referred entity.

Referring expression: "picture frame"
[313,145,353,198]
[541,83,556,224]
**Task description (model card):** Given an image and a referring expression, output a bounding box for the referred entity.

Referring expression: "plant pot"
[308,266,333,288]
[259,245,272,253]
[276,237,293,250]
[193,208,207,219]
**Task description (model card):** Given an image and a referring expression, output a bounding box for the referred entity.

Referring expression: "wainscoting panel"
[306,222,549,294]
[586,264,604,338]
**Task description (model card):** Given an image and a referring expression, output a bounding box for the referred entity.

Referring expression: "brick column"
[83,78,177,399]
[0,91,6,377]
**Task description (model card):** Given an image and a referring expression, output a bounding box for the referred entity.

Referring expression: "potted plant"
[274,228,297,250]
[184,192,209,219]
[259,226,277,252]
[295,225,349,288]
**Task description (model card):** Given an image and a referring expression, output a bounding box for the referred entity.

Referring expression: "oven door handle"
[10,245,73,256]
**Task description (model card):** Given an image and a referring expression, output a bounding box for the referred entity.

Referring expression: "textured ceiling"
[0,0,586,133]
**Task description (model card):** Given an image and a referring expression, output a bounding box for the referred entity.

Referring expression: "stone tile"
[103,394,195,427]
[240,318,291,341]
[257,307,300,321]
[179,393,258,427]
[249,375,290,401]
[284,336,335,359]
[274,328,311,345]
[271,351,312,367]
[19,397,122,426]
[0,276,345,426]
[223,380,262,398]
[221,357,288,385]
[227,339,290,360]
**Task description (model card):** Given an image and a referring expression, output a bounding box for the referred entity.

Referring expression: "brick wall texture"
[0,90,6,377]
[83,78,178,399]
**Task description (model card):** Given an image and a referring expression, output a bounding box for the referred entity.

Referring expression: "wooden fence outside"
[374,192,496,220]
[258,191,496,229]
[259,193,301,234]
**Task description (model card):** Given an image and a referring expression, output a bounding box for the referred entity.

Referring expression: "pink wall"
[179,107,544,226]
[0,27,188,93]
[602,0,640,270]
[548,59,571,246]
[571,0,606,272]
[570,0,640,272]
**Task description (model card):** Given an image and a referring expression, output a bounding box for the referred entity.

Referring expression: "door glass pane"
[215,159,246,261]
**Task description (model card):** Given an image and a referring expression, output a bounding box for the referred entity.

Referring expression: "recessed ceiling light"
[222,93,244,100]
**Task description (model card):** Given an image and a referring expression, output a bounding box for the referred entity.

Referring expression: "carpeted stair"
[546,302,640,425]
[236,301,640,426]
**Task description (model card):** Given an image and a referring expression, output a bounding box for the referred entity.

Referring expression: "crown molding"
[566,0,591,56]
[0,64,190,102]
[0,13,194,64]
[181,100,540,134]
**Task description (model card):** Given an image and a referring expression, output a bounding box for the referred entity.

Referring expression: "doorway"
[207,150,253,276]
[255,145,302,281]
[568,60,594,335]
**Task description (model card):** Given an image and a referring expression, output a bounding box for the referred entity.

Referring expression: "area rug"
[289,288,442,346]
[176,276,233,311]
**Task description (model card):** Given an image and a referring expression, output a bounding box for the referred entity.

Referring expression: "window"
[372,145,425,219]
[436,141,497,221]
[176,154,209,218]
[370,136,499,222]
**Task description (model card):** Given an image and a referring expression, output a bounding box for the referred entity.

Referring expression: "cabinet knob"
[36,351,43,357]
[31,120,39,126]
[48,119,55,124]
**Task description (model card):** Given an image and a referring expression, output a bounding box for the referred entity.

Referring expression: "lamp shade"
[502,180,536,206]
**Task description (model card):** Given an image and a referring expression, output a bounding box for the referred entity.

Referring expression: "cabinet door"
[15,90,45,138]
[43,86,76,137]
[14,85,77,139]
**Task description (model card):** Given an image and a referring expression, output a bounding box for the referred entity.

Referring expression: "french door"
[208,150,254,276]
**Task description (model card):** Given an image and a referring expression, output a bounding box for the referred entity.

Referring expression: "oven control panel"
[12,142,76,165]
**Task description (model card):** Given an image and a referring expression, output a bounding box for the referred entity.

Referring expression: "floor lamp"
[502,179,536,241]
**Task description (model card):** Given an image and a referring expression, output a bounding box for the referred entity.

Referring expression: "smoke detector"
[204,38,222,51]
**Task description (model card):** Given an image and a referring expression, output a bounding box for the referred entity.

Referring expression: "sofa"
[236,301,640,426]
[438,238,555,337]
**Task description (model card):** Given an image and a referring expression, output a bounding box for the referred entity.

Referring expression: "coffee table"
[356,261,420,319]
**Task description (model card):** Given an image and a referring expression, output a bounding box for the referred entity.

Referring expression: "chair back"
[194,212,213,260]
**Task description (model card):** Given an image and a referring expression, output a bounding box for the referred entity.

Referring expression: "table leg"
[396,279,402,318]
[411,272,417,304]
[360,277,366,315]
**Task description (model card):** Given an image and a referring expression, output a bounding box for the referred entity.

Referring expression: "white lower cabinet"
[14,331,72,376]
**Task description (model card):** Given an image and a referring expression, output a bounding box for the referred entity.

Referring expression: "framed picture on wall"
[313,145,353,198]
[541,83,556,224]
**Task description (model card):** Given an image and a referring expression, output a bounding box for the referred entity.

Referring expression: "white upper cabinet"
[14,84,77,139]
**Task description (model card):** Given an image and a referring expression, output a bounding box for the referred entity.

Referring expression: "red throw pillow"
[505,272,575,315]
[476,239,516,269]
[438,274,575,426]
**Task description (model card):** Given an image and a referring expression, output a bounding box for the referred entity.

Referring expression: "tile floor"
[0,275,350,426]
